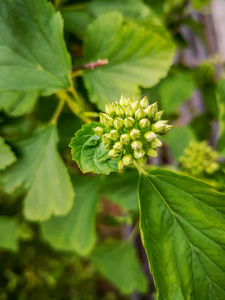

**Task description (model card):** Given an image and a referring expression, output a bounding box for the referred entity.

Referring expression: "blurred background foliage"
[0,0,225,299]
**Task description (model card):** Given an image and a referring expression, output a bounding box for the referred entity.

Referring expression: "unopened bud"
[136,156,147,166]
[102,133,112,144]
[124,117,135,128]
[144,131,156,142]
[105,101,114,116]
[123,154,133,166]
[109,129,120,141]
[147,148,158,157]
[131,140,143,150]
[134,149,145,159]
[130,129,141,140]
[120,134,131,145]
[114,117,124,129]
[125,106,135,117]
[161,125,173,135]
[100,113,114,128]
[151,120,168,134]
[109,149,121,159]
[119,93,127,106]
[131,100,140,111]
[205,162,219,174]
[113,141,124,151]
[139,118,150,129]
[105,144,112,150]
[115,103,125,117]
[140,96,149,109]
[153,110,164,122]
[135,108,146,120]
[118,159,124,170]
[150,138,162,148]
[93,126,104,137]
[127,95,135,105]
[145,102,158,118]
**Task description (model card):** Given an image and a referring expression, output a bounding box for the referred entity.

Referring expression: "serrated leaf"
[217,79,225,154]
[138,168,225,300]
[0,137,17,170]
[0,217,20,251]
[1,125,74,221]
[69,122,119,174]
[0,91,39,116]
[101,169,139,210]
[41,176,101,256]
[0,0,71,95]
[83,12,175,110]
[90,240,148,294]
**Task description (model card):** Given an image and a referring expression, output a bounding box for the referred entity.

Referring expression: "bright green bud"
[131,100,140,111]
[123,154,133,166]
[102,133,112,144]
[109,149,121,159]
[150,138,162,148]
[118,159,124,170]
[145,102,158,118]
[125,106,135,117]
[114,117,124,129]
[105,101,114,116]
[153,110,164,122]
[93,126,104,137]
[135,108,146,120]
[120,134,131,145]
[134,149,145,159]
[144,131,156,142]
[119,93,127,106]
[127,95,135,105]
[113,141,124,151]
[100,113,114,128]
[130,129,141,140]
[139,118,150,129]
[109,129,120,141]
[115,103,125,117]
[124,117,135,128]
[147,148,158,157]
[131,140,143,150]
[105,144,112,150]
[161,125,173,135]
[136,156,147,166]
[140,96,149,109]
[151,120,168,134]
[205,162,219,174]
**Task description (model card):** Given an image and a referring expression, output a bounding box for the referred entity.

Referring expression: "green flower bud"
[140,96,149,109]
[161,125,173,135]
[119,93,127,106]
[114,117,124,129]
[151,120,168,134]
[136,156,147,166]
[115,103,125,117]
[150,138,162,148]
[105,101,114,116]
[145,102,158,118]
[127,95,135,105]
[147,148,158,157]
[102,133,112,144]
[120,134,131,145]
[205,162,219,174]
[124,117,135,128]
[125,106,135,117]
[123,154,133,166]
[130,129,141,140]
[118,159,124,170]
[153,110,164,122]
[93,126,104,137]
[135,108,146,120]
[139,118,150,129]
[134,149,145,159]
[109,129,120,141]
[113,141,124,151]
[109,149,121,159]
[105,144,112,150]
[131,140,143,150]
[131,100,140,111]
[144,131,156,142]
[100,113,114,128]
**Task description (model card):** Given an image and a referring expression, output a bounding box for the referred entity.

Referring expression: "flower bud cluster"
[179,141,219,177]
[93,94,173,169]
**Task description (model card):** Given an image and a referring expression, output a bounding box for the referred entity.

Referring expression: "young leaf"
[41,176,101,256]
[0,0,71,95]
[0,137,17,170]
[0,91,39,117]
[69,122,119,174]
[83,12,175,110]
[90,240,148,295]
[138,168,225,300]
[0,217,20,251]
[217,79,225,154]
[1,125,74,221]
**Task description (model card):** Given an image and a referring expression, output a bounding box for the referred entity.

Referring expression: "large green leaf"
[0,137,16,170]
[217,79,225,154]
[69,122,119,174]
[0,91,39,116]
[0,0,71,95]
[138,168,225,300]
[41,176,101,256]
[90,240,148,294]
[1,125,74,221]
[0,217,20,251]
[83,12,175,110]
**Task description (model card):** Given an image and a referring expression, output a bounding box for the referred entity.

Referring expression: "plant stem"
[50,95,65,125]
[54,0,60,10]
[72,70,83,78]
[127,222,139,243]
[69,86,84,106]
[133,160,147,174]
[83,111,99,118]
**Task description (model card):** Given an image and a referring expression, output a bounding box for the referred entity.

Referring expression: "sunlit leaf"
[0,217,20,251]
[0,137,16,170]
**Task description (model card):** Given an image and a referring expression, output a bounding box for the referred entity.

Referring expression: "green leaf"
[83,12,175,110]
[101,169,139,210]
[192,0,211,9]
[41,176,101,256]
[1,125,74,221]
[159,73,195,113]
[138,168,225,300]
[217,79,225,154]
[69,122,119,174]
[0,91,39,116]
[90,240,148,294]
[0,217,20,251]
[0,0,71,95]
[0,137,17,170]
